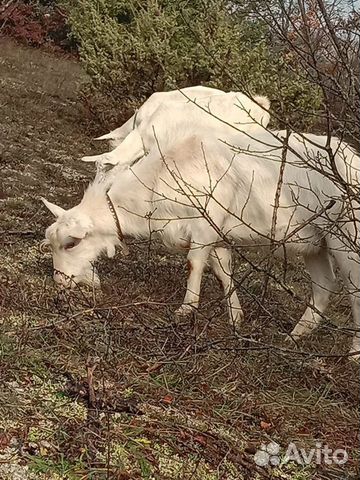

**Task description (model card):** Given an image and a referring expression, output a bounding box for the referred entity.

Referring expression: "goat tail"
[332,139,360,187]
[254,95,271,111]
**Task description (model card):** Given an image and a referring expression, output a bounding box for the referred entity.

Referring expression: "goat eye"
[64,238,81,250]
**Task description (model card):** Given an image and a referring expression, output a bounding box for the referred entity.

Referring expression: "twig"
[86,355,100,409]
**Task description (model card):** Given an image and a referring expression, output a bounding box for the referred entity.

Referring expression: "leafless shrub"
[251,0,359,145]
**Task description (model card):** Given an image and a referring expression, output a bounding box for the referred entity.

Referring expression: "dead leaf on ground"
[161,394,174,405]
[260,420,272,431]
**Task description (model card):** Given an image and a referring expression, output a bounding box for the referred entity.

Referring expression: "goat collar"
[106,191,129,255]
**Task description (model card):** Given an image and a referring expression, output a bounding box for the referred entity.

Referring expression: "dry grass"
[0,37,359,480]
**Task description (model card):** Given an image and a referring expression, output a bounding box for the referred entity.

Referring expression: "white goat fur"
[43,129,360,358]
[83,88,271,167]
[95,86,226,149]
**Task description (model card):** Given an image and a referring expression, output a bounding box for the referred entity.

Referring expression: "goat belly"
[156,224,191,252]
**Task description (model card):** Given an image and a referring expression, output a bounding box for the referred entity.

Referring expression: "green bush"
[64,0,322,130]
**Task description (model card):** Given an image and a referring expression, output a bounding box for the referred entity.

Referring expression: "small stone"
[254,450,270,467]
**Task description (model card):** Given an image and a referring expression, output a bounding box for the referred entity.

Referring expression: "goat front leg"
[209,247,244,327]
[175,245,212,317]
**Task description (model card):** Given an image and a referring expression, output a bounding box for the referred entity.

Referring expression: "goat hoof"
[175,304,195,317]
[236,310,245,324]
[229,311,244,330]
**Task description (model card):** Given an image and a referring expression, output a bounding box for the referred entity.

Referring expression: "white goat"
[83,90,270,167]
[42,129,360,358]
[95,86,226,150]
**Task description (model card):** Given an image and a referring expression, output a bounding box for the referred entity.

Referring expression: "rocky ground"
[0,38,359,479]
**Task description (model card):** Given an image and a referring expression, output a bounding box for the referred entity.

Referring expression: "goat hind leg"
[326,233,360,359]
[290,247,336,340]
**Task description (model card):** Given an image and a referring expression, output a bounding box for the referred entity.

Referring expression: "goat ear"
[41,197,66,218]
[81,153,116,165]
[95,122,131,141]
[81,153,101,163]
[95,132,117,141]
